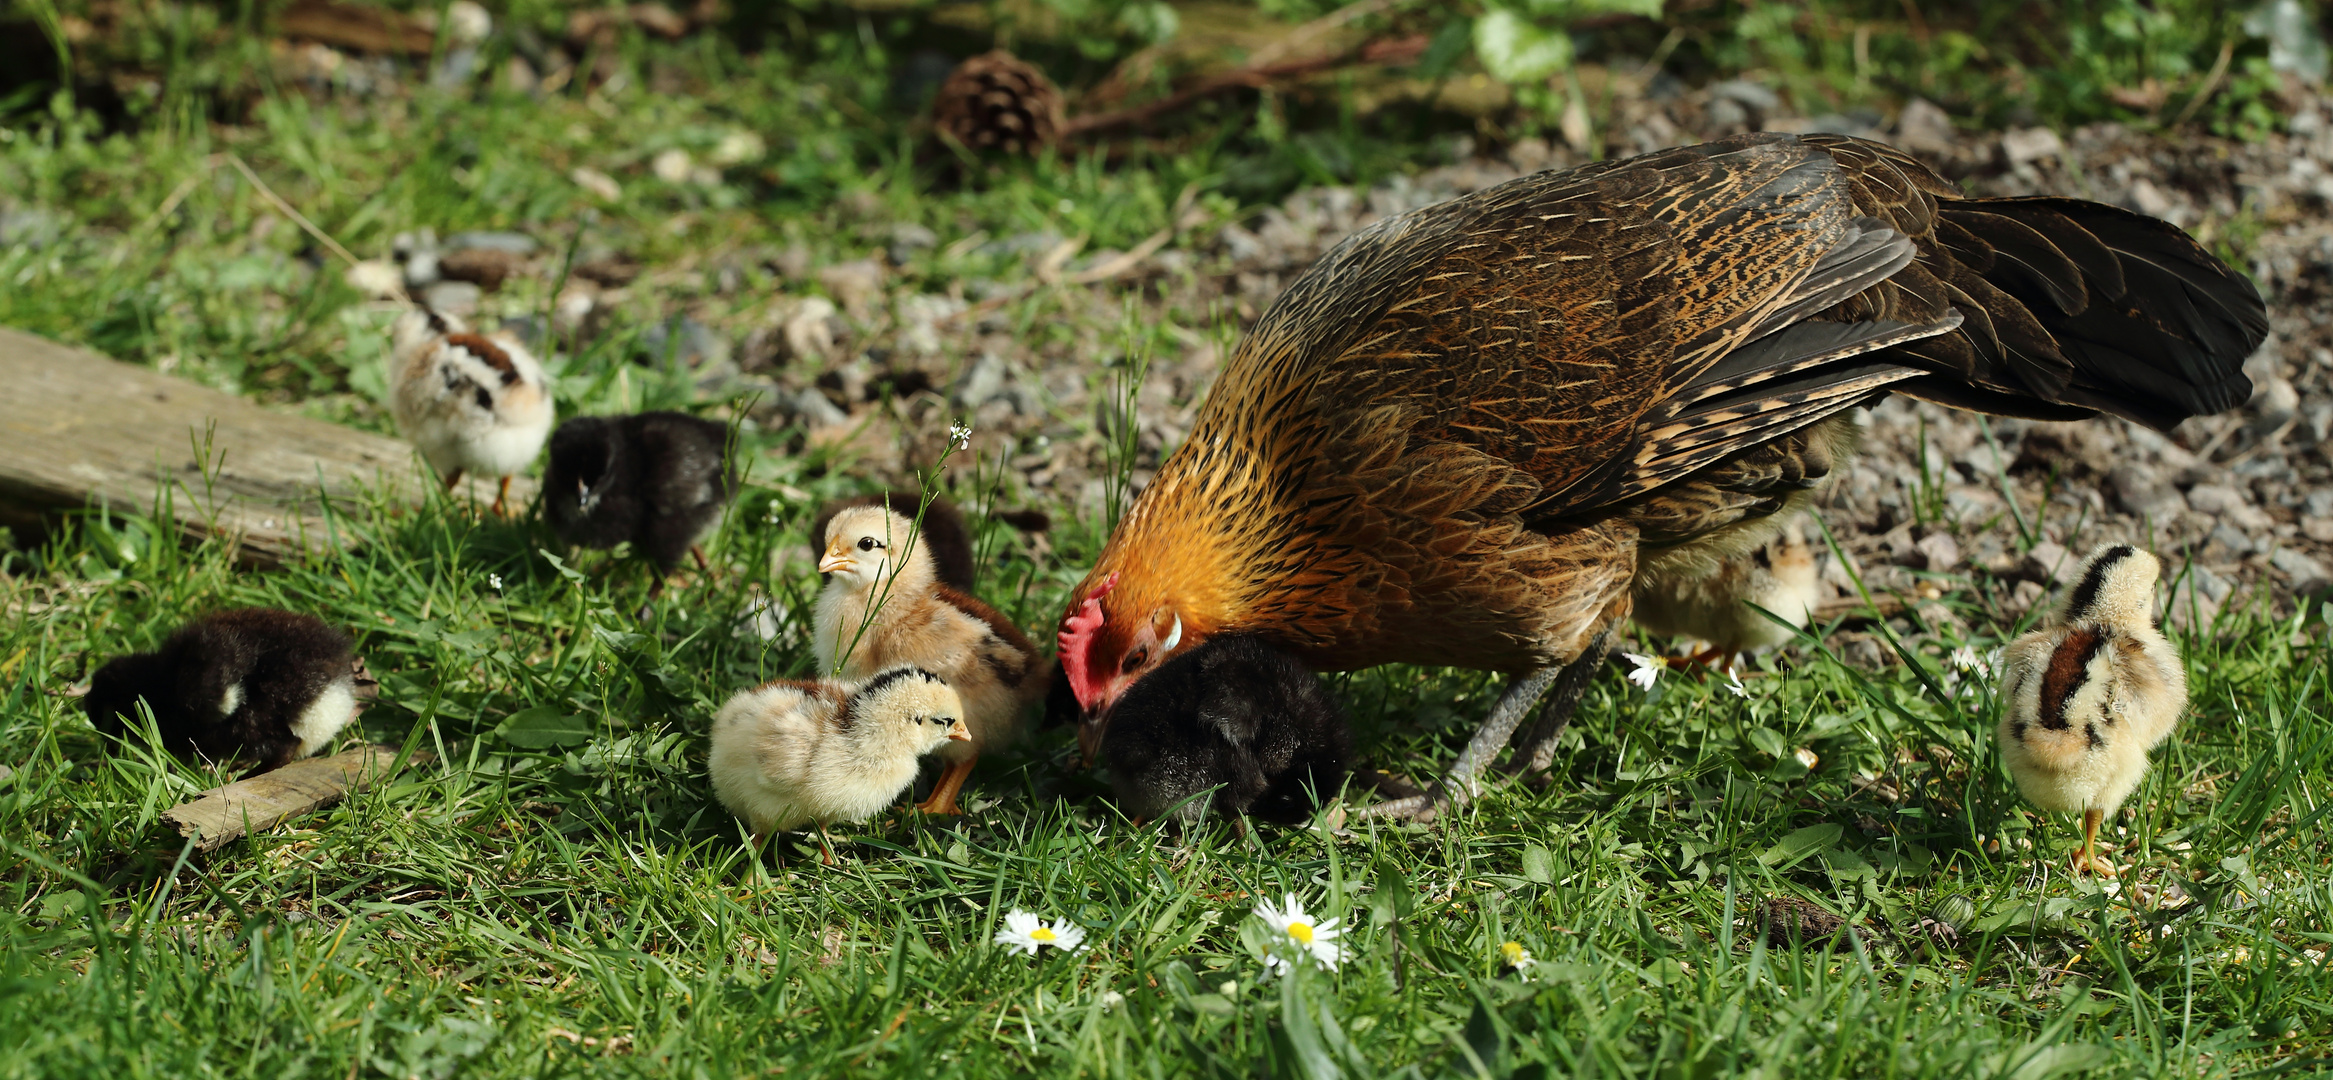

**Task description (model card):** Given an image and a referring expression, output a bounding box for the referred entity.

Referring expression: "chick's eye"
[857,536,882,552]
[1121,648,1148,674]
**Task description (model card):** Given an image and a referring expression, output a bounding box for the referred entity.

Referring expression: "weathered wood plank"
[0,325,535,567]
[160,744,427,852]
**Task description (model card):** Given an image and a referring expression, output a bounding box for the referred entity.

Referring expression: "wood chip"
[161,745,425,852]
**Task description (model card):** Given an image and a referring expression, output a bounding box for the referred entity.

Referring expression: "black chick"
[545,411,738,569]
[807,492,975,590]
[85,609,376,773]
[1100,634,1353,825]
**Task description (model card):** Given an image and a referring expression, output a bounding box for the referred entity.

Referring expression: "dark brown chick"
[1055,133,2265,820]
[85,609,378,774]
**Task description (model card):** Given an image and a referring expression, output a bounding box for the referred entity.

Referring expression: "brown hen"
[1056,133,2265,819]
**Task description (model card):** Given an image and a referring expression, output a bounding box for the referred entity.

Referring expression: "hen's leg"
[1353,667,1560,823]
[915,757,976,815]
[1502,627,1619,777]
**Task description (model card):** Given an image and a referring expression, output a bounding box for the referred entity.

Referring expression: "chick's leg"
[492,475,513,518]
[915,757,976,816]
[441,468,465,494]
[2077,808,2117,876]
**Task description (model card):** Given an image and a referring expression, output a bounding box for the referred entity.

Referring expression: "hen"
[1055,133,2265,820]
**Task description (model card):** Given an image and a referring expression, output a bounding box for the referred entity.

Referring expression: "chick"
[389,309,555,516]
[1632,512,1824,670]
[1100,634,1353,825]
[85,609,376,774]
[1996,544,2188,876]
[707,666,970,863]
[544,411,737,572]
[814,505,1041,815]
[808,492,976,591]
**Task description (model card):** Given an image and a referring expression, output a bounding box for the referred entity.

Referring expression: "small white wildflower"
[1253,893,1343,973]
[948,420,973,452]
[488,572,504,591]
[1723,665,1748,698]
[1099,990,1125,1010]
[1500,940,1536,980]
[994,910,1085,955]
[1622,652,1663,691]
[1949,645,1990,678]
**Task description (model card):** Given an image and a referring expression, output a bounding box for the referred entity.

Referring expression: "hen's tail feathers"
[1899,197,2266,432]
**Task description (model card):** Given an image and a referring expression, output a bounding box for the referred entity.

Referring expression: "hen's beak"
[945,719,972,742]
[1075,711,1105,769]
[817,544,851,575]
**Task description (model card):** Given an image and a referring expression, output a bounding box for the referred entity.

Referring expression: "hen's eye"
[1122,648,1148,674]
[857,536,883,552]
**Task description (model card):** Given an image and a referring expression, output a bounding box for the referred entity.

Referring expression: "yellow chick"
[389,309,555,516]
[1633,512,1824,669]
[707,666,970,864]
[814,505,1041,815]
[1996,543,2188,876]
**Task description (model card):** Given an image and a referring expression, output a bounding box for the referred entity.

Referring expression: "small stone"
[782,296,841,363]
[1916,532,1961,571]
[443,0,492,44]
[952,350,1011,410]
[2186,484,2250,515]
[444,231,538,256]
[637,316,728,370]
[2023,540,2073,585]
[710,131,765,166]
[652,149,693,185]
[2207,523,2255,556]
[2108,464,2183,520]
[1894,97,1956,155]
[571,167,622,202]
[1710,78,1780,113]
[2127,177,2177,219]
[785,387,848,429]
[817,258,886,318]
[2000,127,2065,166]
[2271,547,2330,587]
[420,279,481,317]
[344,259,404,299]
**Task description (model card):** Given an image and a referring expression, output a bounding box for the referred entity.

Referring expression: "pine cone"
[930,50,1064,155]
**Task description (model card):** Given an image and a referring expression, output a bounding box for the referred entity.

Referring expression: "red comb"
[1057,572,1118,709]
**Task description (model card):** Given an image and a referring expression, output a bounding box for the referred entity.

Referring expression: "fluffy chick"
[545,411,737,571]
[1632,512,1824,669]
[389,309,554,515]
[707,666,970,863]
[1996,544,2188,876]
[1101,635,1353,825]
[85,609,376,773]
[815,506,1041,815]
[808,492,975,591]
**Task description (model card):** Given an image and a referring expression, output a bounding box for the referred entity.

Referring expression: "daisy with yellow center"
[1500,941,1537,980]
[994,909,1086,955]
[1253,893,1343,973]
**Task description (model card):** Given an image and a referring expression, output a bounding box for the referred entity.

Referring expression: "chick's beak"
[945,719,972,742]
[817,543,852,575]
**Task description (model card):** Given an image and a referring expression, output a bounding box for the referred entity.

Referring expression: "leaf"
[1474,7,1574,84]
[1279,971,1344,1080]
[497,706,594,749]
[1521,844,1554,884]
[1370,857,1416,920]
[1757,823,1843,868]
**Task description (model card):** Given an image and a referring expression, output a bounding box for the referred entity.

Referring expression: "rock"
[952,350,1011,411]
[2000,127,2065,166]
[444,231,538,256]
[782,386,848,429]
[2023,541,2074,586]
[419,280,481,317]
[888,222,939,265]
[710,131,765,167]
[894,294,965,357]
[2207,522,2256,556]
[652,149,693,185]
[1894,98,1956,155]
[2251,377,2300,432]
[638,317,728,370]
[571,167,622,202]
[2185,484,2250,515]
[1915,531,1961,571]
[344,259,404,299]
[2108,464,2183,520]
[2127,178,2177,220]
[2270,547,2330,588]
[1710,78,1780,113]
[817,258,886,318]
[781,296,841,363]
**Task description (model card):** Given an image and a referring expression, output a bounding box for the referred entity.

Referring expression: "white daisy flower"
[1723,665,1748,698]
[1622,652,1663,691]
[1499,940,1536,980]
[994,910,1085,955]
[1253,893,1343,973]
[1948,645,1989,678]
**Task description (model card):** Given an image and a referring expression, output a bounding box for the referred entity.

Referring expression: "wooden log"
[160,744,425,852]
[0,325,535,568]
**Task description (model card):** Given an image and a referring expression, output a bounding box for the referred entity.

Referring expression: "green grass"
[4,10,2332,1078]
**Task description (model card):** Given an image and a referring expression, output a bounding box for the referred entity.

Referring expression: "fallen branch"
[1062,35,1431,139]
[160,744,426,852]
